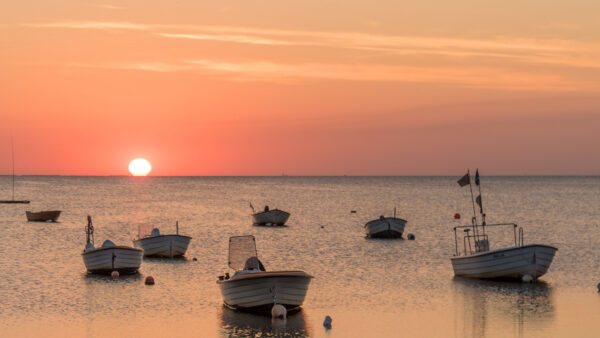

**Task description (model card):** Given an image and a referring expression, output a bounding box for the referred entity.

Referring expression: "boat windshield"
[138,225,154,239]
[228,235,259,271]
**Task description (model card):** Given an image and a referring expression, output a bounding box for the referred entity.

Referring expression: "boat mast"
[86,215,94,245]
[11,135,15,201]
[467,169,479,237]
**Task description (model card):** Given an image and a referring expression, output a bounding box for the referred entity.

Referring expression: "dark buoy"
[407,233,415,240]
[350,210,357,213]
[193,257,198,261]
[454,213,461,219]
[145,276,155,285]
[321,225,324,229]
[323,315,332,329]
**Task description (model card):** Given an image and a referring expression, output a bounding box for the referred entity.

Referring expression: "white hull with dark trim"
[365,217,406,238]
[82,246,143,274]
[133,234,191,258]
[252,209,290,226]
[218,271,312,313]
[451,244,557,279]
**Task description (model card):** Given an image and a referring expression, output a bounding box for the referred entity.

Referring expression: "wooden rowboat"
[26,210,61,222]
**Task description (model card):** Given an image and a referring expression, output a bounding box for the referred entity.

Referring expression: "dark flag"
[476,194,483,213]
[457,173,470,187]
[475,169,480,186]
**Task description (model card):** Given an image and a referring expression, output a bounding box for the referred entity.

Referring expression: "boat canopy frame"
[453,222,524,256]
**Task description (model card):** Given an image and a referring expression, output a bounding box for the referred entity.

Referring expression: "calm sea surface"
[0,176,599,337]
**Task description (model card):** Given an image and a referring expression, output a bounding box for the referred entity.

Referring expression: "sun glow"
[128,158,152,176]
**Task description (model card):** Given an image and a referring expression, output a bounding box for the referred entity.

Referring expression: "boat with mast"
[450,169,557,280]
[82,216,143,275]
[0,137,29,204]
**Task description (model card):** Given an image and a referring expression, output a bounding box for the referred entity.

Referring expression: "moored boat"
[133,221,192,258]
[217,235,312,314]
[82,216,143,275]
[451,170,557,280]
[26,210,61,222]
[365,208,406,238]
[250,203,290,226]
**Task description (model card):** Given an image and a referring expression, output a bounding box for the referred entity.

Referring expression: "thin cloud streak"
[157,33,293,46]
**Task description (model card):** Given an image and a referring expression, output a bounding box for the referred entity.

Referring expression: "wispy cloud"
[25,21,150,30]
[157,33,293,46]
[91,4,126,10]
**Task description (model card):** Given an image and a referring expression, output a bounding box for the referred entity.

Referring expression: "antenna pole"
[11,134,15,200]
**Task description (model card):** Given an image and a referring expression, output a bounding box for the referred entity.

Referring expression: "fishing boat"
[26,210,61,222]
[365,208,407,238]
[450,170,557,280]
[133,221,192,258]
[217,235,312,314]
[250,203,290,226]
[82,216,143,275]
[0,138,29,204]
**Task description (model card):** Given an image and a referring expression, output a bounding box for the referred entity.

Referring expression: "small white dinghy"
[133,221,192,258]
[81,216,143,275]
[217,235,312,314]
[250,203,290,226]
[365,208,407,238]
[451,170,557,280]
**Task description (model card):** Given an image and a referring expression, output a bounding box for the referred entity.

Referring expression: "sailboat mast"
[11,135,15,201]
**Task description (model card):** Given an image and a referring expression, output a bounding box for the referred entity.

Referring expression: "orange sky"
[1,1,599,175]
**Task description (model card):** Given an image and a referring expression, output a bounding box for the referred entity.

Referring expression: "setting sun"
[128,158,152,176]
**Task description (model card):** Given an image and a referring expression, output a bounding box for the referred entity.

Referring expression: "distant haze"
[1,1,599,175]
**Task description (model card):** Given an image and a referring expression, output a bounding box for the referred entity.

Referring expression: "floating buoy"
[407,233,415,240]
[350,210,357,213]
[320,225,324,229]
[454,213,461,219]
[271,304,287,319]
[522,274,533,283]
[111,271,119,278]
[193,257,198,261]
[145,276,155,285]
[323,315,332,329]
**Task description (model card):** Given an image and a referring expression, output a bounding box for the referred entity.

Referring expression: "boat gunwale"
[82,246,143,255]
[134,234,192,241]
[217,271,313,284]
[252,209,290,217]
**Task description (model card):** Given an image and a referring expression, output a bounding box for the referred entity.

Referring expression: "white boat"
[451,241,557,279]
[251,204,290,226]
[365,215,407,238]
[217,235,312,314]
[133,222,192,258]
[451,170,557,280]
[81,216,143,275]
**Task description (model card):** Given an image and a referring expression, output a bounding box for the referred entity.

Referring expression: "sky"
[1,0,599,175]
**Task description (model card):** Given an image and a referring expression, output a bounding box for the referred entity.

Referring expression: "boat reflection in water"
[452,277,554,337]
[220,307,310,337]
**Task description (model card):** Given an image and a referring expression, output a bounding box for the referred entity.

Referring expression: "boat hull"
[218,271,312,313]
[82,246,143,274]
[252,210,290,226]
[451,244,557,279]
[26,210,61,222]
[365,217,406,238]
[133,235,192,257]
[0,200,30,204]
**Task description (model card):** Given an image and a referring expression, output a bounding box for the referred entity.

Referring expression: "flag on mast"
[475,169,480,186]
[457,173,470,187]
[476,194,483,214]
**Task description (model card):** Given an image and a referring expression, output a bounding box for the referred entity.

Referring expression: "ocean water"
[0,176,599,337]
